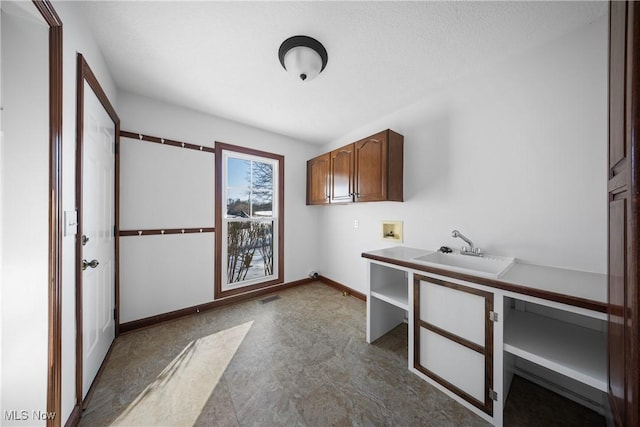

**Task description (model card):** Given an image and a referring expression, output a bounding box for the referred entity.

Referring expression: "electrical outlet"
[353,219,359,229]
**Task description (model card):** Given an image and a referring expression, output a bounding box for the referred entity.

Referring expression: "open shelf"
[504,309,607,391]
[371,284,409,311]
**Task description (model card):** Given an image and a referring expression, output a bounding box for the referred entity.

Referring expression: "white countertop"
[362,246,607,306]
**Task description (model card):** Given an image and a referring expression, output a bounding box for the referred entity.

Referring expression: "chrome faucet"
[451,230,483,257]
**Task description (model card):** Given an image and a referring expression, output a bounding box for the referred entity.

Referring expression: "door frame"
[25,1,63,426]
[75,53,120,409]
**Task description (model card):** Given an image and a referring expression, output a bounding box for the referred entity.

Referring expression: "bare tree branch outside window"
[226,159,275,284]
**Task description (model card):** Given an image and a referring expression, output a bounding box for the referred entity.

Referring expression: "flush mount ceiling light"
[278,35,328,82]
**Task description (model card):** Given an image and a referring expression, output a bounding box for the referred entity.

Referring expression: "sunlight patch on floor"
[111,321,253,426]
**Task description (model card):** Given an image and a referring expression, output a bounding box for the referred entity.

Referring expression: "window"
[215,143,284,298]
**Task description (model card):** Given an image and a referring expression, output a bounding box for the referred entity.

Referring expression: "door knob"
[82,259,99,271]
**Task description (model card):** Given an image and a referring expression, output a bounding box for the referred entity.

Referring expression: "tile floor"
[79,282,605,426]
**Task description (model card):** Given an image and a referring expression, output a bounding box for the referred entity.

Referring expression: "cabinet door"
[306,153,330,205]
[414,275,494,415]
[607,2,640,426]
[330,144,354,203]
[355,132,387,202]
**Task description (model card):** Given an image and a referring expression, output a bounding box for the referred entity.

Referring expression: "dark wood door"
[330,144,355,203]
[608,2,639,426]
[306,153,330,205]
[355,132,388,202]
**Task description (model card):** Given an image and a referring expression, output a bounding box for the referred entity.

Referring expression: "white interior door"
[82,80,115,397]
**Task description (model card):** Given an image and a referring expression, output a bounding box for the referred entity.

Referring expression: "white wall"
[118,134,215,322]
[318,17,608,294]
[117,91,322,323]
[54,1,119,423]
[1,5,49,425]
[0,1,120,425]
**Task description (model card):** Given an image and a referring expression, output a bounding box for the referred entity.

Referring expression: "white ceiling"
[79,1,607,144]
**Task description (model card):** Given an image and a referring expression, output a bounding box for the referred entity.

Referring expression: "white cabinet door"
[419,328,486,401]
[414,275,494,415]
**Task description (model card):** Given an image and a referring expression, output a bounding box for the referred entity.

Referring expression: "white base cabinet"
[365,258,607,426]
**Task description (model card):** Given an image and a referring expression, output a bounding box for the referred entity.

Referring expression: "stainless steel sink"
[412,251,515,279]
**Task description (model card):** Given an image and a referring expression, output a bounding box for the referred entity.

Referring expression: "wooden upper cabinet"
[306,153,331,205]
[355,130,403,202]
[330,144,355,203]
[306,129,404,205]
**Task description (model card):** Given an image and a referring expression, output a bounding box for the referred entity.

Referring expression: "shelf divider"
[371,284,409,311]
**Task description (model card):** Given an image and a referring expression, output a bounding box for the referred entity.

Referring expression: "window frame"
[214,142,284,299]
